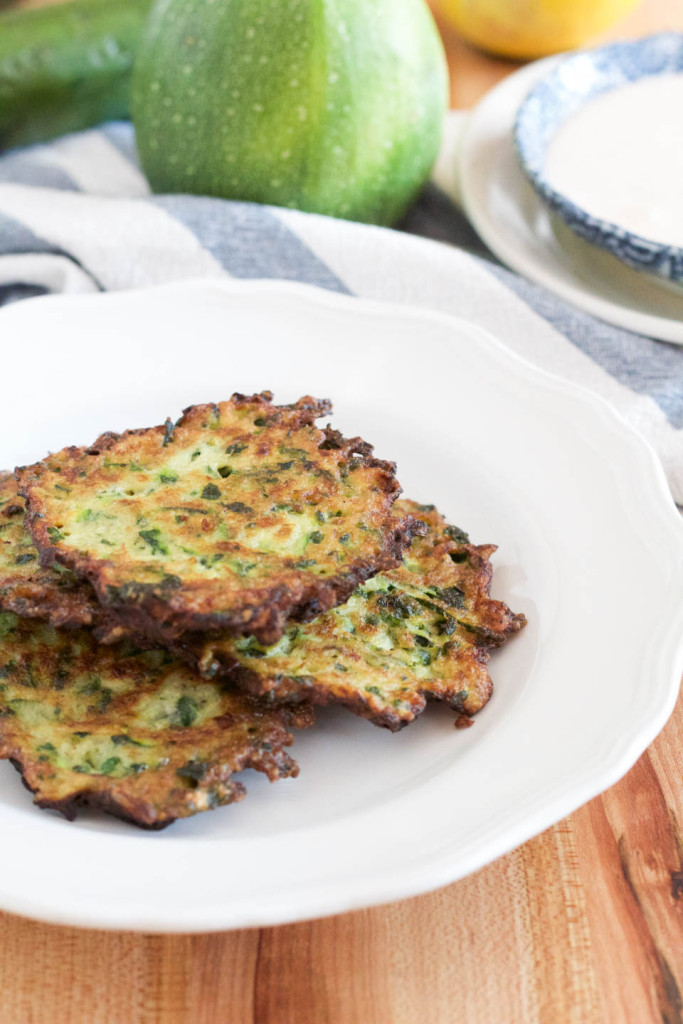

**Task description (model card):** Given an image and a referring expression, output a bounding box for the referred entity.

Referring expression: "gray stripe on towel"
[0,211,103,291]
[0,283,49,306]
[153,195,350,293]
[0,211,68,256]
[0,151,80,192]
[486,261,683,429]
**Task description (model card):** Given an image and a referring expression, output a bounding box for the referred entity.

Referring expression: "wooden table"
[2,2,682,1021]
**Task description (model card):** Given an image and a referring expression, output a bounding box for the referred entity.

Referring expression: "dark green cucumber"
[0,0,152,150]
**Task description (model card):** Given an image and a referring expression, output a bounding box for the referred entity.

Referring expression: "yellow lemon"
[438,0,640,59]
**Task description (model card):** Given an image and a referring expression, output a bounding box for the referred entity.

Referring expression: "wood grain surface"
[1,2,682,1022]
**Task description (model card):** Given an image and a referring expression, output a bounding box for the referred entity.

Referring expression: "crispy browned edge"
[0,472,126,634]
[0,474,149,646]
[16,394,419,646]
[448,540,527,649]
[9,759,241,831]
[3,703,313,830]
[171,532,527,733]
[228,647,497,733]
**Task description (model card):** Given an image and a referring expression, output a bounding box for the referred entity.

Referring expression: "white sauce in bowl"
[546,73,683,249]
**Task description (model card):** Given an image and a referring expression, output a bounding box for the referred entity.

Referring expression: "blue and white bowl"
[514,34,683,284]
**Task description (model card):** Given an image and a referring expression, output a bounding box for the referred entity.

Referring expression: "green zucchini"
[132,0,448,225]
[0,0,152,150]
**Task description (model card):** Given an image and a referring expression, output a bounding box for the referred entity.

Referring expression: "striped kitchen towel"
[0,119,680,503]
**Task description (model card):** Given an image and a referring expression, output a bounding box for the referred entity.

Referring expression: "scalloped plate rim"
[0,278,679,932]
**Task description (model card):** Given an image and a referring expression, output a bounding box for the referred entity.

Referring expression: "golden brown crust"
[173,499,527,730]
[0,613,312,828]
[17,393,415,645]
[0,474,144,645]
[0,473,99,628]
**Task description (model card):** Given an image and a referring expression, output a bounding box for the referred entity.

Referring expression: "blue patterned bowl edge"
[513,33,683,284]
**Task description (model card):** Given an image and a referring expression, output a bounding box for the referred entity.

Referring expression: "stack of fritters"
[0,392,525,829]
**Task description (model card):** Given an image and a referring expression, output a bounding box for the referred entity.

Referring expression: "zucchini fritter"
[0,473,101,628]
[0,473,139,644]
[175,501,527,731]
[17,393,416,645]
[0,613,310,828]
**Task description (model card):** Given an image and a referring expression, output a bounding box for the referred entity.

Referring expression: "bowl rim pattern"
[513,33,683,283]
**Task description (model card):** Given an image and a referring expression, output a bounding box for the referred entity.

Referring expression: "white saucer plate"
[460,58,683,345]
[0,279,681,931]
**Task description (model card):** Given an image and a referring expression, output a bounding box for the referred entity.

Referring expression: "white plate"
[0,279,681,932]
[460,59,683,344]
